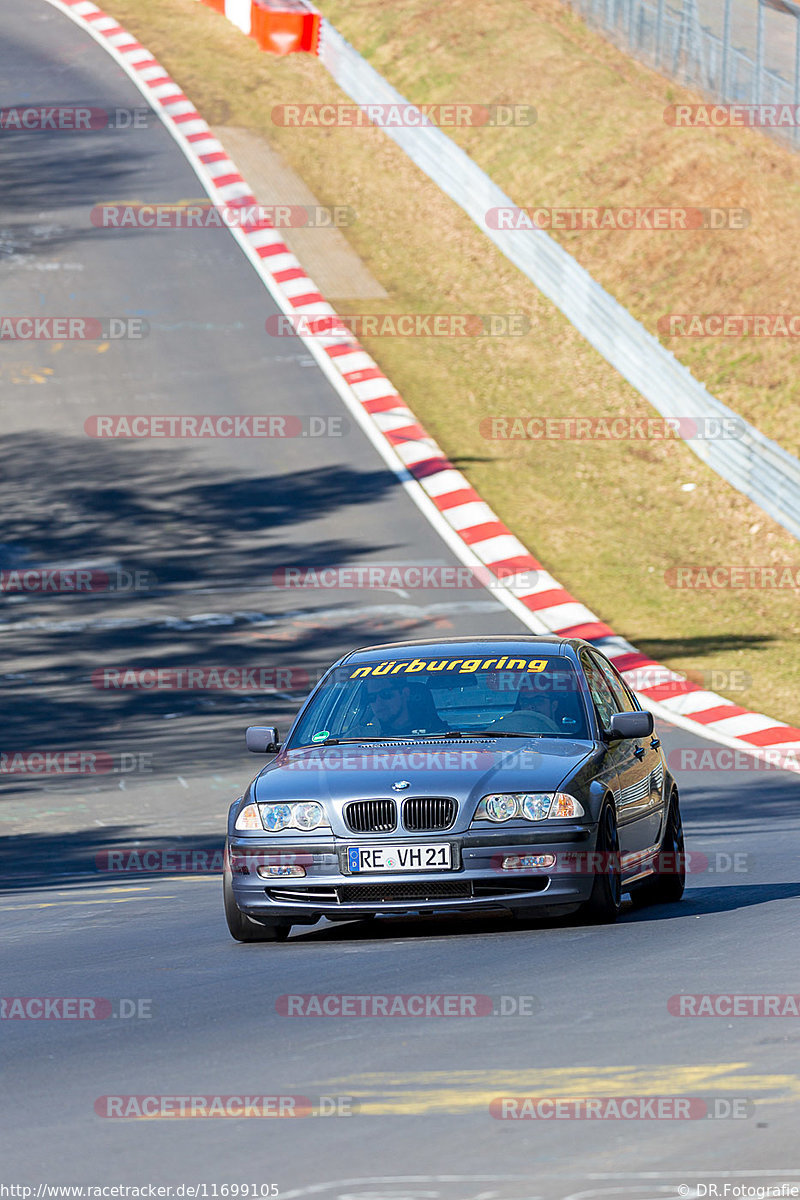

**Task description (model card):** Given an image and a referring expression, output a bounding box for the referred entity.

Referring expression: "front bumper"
[228,825,598,922]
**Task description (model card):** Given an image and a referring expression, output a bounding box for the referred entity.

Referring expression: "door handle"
[633,745,646,760]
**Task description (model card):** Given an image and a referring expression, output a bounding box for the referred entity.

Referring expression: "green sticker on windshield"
[311,731,331,742]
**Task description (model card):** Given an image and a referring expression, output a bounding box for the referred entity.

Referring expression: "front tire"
[578,800,621,924]
[223,855,291,942]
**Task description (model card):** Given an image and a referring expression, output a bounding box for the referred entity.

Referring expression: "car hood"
[251,737,597,805]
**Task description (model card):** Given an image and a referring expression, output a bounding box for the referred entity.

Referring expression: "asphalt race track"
[1,2,800,1195]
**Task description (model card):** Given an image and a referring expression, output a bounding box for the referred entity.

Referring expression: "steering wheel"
[489,710,561,734]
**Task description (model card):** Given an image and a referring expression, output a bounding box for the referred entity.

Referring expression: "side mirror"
[606,711,654,741]
[246,726,280,753]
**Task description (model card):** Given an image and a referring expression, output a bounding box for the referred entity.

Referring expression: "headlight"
[292,802,326,830]
[234,803,263,831]
[262,803,292,832]
[473,792,585,824]
[485,794,518,822]
[521,793,552,821]
[259,802,330,832]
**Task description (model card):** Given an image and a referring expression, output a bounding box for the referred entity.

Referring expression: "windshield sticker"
[349,657,550,678]
[311,730,331,742]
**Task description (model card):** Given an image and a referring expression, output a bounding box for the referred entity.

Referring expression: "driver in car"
[348,677,449,738]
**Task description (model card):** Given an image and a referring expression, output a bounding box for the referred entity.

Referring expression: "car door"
[594,651,667,852]
[590,650,665,854]
[580,650,652,857]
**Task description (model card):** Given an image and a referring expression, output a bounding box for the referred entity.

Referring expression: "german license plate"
[347,843,451,873]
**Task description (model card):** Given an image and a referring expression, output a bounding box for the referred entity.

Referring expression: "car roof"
[339,636,588,665]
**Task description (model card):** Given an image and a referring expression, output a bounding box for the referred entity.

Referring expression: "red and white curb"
[45,0,800,774]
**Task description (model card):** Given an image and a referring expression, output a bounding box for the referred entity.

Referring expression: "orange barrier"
[252,0,320,54]
[198,0,320,55]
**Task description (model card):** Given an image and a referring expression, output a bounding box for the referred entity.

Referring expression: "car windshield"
[288,653,590,746]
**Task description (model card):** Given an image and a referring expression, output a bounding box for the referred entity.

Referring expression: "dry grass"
[322,0,800,459]
[102,0,800,727]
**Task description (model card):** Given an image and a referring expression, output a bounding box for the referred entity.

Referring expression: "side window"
[591,652,638,713]
[581,654,621,729]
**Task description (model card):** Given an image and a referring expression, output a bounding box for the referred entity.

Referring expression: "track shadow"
[287,880,800,942]
[624,881,800,920]
[0,430,422,790]
[670,762,800,832]
[0,100,155,257]
[288,909,561,943]
[0,827,225,893]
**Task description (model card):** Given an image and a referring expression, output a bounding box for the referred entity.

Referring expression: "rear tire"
[578,801,621,925]
[630,789,686,907]
[223,855,291,943]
